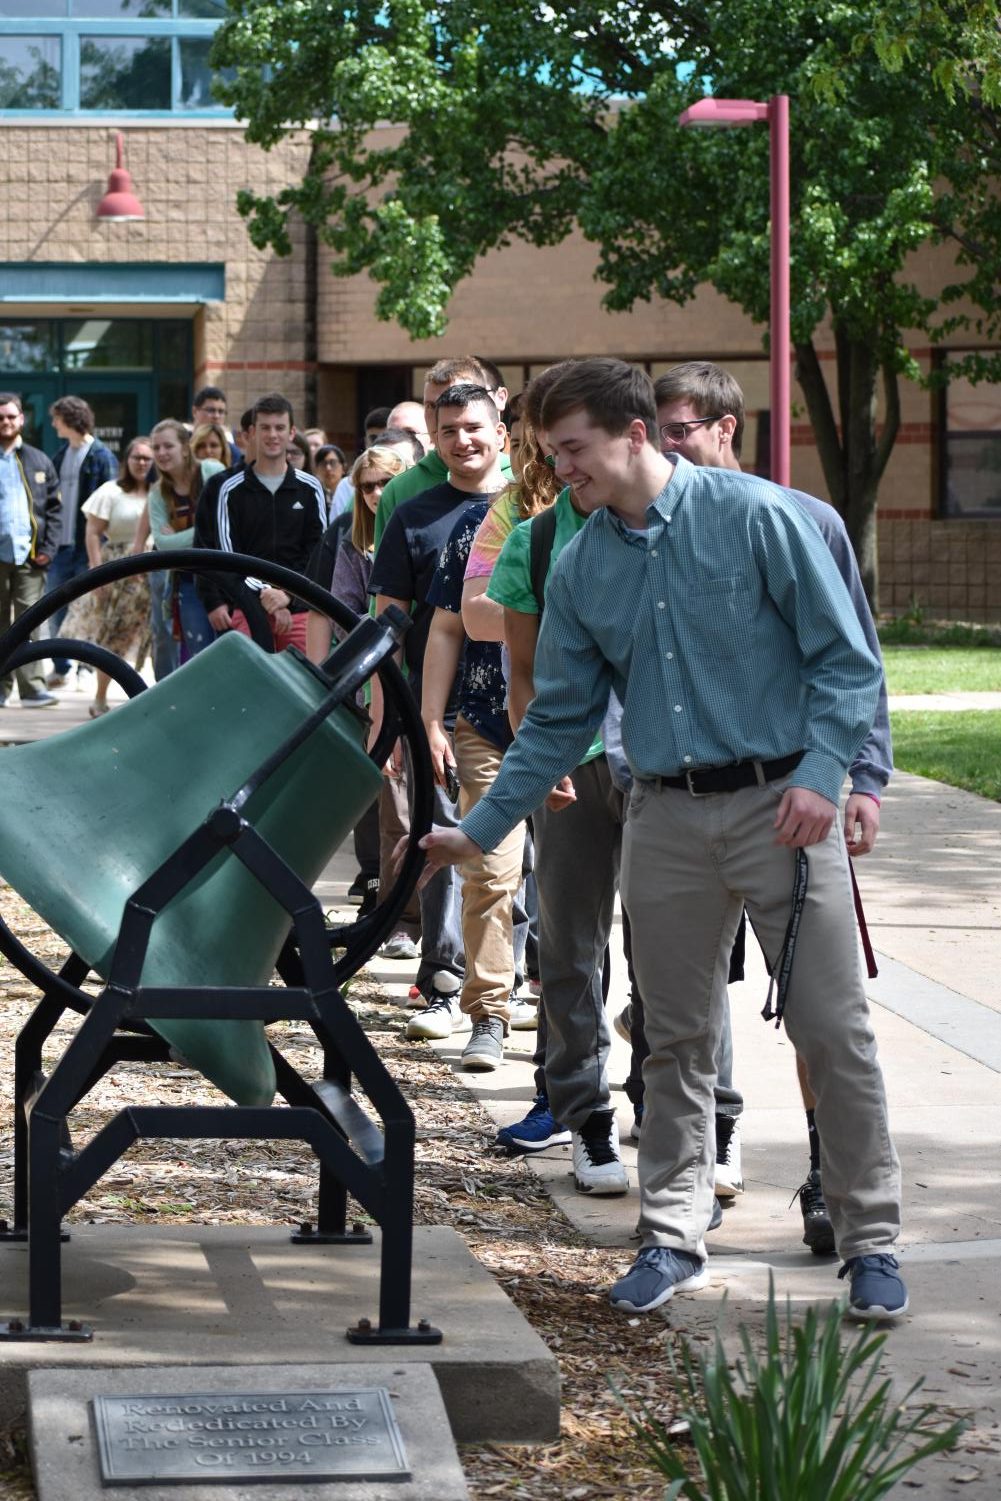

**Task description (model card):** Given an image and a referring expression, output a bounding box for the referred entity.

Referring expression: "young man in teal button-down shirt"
[419,357,907,1324]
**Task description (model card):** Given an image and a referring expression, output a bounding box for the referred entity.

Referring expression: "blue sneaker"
[495,1093,571,1154]
[839,1253,909,1322]
[610,1247,709,1313]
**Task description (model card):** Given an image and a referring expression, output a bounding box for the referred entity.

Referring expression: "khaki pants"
[622,774,901,1262]
[454,715,524,1022]
[378,770,420,935]
[0,560,48,699]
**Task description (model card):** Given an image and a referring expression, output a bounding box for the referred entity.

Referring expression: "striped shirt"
[461,453,882,853]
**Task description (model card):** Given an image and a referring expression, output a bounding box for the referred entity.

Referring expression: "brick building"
[1,3,999,618]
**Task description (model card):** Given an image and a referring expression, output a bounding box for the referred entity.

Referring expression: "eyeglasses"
[659,416,721,445]
[359,480,386,494]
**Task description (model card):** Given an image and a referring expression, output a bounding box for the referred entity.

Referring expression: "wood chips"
[0,884,691,1498]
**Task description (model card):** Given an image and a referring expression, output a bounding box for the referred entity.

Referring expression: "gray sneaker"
[610,1247,709,1313]
[380,930,419,961]
[461,1016,505,1071]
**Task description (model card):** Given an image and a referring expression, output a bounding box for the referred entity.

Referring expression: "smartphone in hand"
[443,762,460,802]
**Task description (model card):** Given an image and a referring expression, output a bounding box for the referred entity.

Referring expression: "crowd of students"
[0,357,906,1323]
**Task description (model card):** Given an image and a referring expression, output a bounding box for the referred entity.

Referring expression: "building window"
[941,357,1001,519]
[0,1,233,115]
[80,36,171,110]
[0,36,61,109]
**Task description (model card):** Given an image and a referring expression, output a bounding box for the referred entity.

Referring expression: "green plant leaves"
[614,1282,965,1500]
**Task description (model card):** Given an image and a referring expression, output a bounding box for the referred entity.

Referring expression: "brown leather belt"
[652,750,804,797]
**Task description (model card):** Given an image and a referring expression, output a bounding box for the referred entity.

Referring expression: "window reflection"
[80,35,170,110]
[0,323,58,373]
[943,361,1001,518]
[63,319,154,371]
[0,3,66,15]
[72,1,170,15]
[178,36,233,109]
[0,37,61,109]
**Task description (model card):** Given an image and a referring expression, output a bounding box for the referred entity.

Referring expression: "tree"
[213,0,1001,605]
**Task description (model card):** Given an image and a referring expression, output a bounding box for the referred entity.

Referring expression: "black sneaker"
[796,1168,836,1256]
[346,871,367,904]
[355,877,380,919]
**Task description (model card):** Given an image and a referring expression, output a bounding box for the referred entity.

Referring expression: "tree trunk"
[794,330,900,612]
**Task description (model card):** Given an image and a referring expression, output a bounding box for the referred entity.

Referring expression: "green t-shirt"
[487,487,604,764]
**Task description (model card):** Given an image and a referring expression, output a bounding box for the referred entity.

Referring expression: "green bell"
[0,633,382,1107]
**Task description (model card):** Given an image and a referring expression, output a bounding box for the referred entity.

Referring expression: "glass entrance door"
[16,379,60,450]
[14,375,155,459]
[71,376,155,458]
[1,316,189,456]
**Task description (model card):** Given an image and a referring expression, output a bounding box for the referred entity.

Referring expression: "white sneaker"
[507,996,539,1031]
[405,993,470,1041]
[715,1115,744,1199]
[572,1110,629,1195]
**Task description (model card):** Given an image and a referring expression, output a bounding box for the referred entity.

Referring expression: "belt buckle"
[684,768,710,798]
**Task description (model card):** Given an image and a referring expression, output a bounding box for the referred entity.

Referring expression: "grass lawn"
[882,646,1001,694]
[889,710,1001,802]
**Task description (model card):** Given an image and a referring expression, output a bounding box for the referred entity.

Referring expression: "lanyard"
[762,848,808,1029]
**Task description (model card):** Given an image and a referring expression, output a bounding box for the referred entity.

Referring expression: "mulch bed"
[0,886,693,1499]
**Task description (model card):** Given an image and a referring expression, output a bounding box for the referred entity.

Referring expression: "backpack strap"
[528,504,559,616]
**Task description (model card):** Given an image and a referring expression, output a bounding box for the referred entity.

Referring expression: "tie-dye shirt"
[464,488,521,581]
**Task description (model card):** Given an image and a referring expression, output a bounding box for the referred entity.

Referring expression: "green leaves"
[616,1283,965,1500]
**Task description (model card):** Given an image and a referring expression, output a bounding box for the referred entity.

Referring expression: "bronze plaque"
[92,1388,409,1485]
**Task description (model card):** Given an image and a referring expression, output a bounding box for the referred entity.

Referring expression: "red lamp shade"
[97,133,145,222]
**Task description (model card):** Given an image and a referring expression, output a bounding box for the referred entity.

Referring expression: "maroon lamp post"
[678,95,790,487]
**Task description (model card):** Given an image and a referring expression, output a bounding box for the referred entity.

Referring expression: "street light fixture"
[678,95,790,487]
[96,132,146,223]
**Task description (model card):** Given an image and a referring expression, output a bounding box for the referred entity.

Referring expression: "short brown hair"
[540,358,658,443]
[653,362,746,459]
[426,356,488,389]
[50,395,95,435]
[0,392,23,412]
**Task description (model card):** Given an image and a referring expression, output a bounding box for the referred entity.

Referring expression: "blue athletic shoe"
[839,1253,909,1321]
[610,1247,710,1313]
[495,1093,571,1154]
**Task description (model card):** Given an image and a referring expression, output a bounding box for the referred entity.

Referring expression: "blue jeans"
[148,568,178,680]
[175,574,213,660]
[404,739,464,997]
[44,543,89,673]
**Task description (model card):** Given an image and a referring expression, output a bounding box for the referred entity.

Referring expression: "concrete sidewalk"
[366,769,1001,1498]
[3,684,999,1492]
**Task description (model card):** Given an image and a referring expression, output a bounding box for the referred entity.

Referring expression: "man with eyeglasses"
[418,357,905,1323]
[652,361,892,1259]
[0,392,62,708]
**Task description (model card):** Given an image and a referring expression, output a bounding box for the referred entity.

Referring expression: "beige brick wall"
[1,123,315,421]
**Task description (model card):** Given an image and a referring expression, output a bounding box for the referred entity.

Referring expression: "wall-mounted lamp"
[97,132,145,223]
